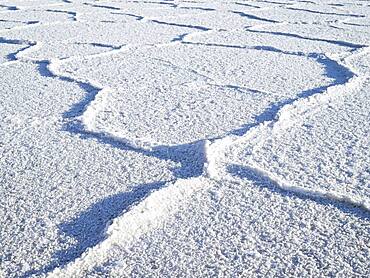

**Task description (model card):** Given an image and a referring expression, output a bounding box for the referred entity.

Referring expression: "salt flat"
[0,0,369,277]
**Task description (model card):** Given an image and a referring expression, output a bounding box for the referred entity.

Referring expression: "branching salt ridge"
[2,1,369,276]
[46,23,369,278]
[41,6,370,277]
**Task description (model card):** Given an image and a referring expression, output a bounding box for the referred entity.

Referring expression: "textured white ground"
[0,0,369,277]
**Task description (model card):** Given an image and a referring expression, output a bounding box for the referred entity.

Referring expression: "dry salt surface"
[0,0,369,277]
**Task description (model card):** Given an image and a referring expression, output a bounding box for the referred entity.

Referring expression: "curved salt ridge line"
[46,140,210,276]
[271,47,370,133]
[46,46,164,150]
[205,47,370,212]
[79,87,110,130]
[15,41,158,149]
[2,36,157,150]
[272,76,367,133]
[78,84,160,150]
[0,38,40,66]
[240,163,370,211]
[15,40,43,60]
[47,153,211,277]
